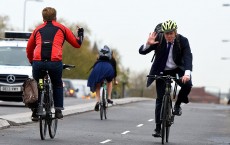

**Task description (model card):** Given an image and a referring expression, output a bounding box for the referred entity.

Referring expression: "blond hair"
[42,7,56,21]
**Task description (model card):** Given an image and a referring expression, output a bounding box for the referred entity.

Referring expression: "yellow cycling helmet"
[161,20,177,33]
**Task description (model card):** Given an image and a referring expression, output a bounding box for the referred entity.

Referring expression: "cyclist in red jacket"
[26,7,84,121]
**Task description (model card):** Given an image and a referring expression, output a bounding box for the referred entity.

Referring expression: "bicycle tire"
[166,99,172,142]
[100,103,104,120]
[39,91,47,140]
[161,95,169,144]
[39,117,47,140]
[48,118,58,138]
[104,106,107,119]
[100,88,107,120]
[166,124,170,143]
[46,84,58,139]
[103,88,108,120]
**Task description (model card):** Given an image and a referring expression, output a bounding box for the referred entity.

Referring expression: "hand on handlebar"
[114,80,118,85]
[76,26,84,37]
[181,75,190,84]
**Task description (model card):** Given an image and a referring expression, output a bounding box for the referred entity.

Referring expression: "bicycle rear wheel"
[104,105,107,119]
[103,88,108,120]
[39,92,47,140]
[100,103,104,120]
[100,88,107,120]
[39,116,47,140]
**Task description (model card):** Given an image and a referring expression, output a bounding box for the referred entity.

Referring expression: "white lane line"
[121,131,130,135]
[137,124,144,127]
[100,139,112,144]
[148,119,154,122]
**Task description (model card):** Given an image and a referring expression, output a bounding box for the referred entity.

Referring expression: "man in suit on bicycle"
[26,7,84,121]
[139,20,193,137]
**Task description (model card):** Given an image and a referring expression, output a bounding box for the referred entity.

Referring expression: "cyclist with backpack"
[87,45,118,111]
[139,20,193,137]
[26,7,84,121]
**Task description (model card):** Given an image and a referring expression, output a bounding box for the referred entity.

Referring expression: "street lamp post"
[223,4,230,7]
[221,57,230,60]
[23,0,43,31]
[222,39,230,43]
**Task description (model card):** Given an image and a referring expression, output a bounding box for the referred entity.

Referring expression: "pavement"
[0,97,152,129]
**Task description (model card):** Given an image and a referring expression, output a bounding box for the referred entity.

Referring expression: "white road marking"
[100,139,112,144]
[148,119,154,122]
[137,124,144,127]
[121,131,130,135]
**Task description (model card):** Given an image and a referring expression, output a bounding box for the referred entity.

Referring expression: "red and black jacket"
[26,20,82,63]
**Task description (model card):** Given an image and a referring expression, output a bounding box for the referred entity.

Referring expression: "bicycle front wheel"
[166,99,173,143]
[39,117,47,140]
[166,124,170,143]
[161,115,166,144]
[161,95,169,144]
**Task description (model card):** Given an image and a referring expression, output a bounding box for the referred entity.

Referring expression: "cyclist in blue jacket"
[87,45,118,111]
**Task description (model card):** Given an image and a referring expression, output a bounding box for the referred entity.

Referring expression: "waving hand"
[146,32,159,45]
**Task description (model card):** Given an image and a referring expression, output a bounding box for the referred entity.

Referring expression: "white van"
[70,79,93,98]
[0,32,32,101]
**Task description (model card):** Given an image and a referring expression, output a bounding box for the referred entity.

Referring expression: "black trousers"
[155,68,192,124]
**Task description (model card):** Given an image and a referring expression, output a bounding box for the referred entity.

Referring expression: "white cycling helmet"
[99,45,112,59]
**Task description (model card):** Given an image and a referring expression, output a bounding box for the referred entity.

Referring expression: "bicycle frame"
[38,72,53,117]
[100,80,107,103]
[160,77,174,121]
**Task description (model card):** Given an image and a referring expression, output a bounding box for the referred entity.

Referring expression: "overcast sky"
[1,0,230,93]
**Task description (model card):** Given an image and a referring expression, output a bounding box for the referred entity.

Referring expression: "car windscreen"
[0,46,30,66]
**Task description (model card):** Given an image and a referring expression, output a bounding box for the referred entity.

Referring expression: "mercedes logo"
[6,75,16,83]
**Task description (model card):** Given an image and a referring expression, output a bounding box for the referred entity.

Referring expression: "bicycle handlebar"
[147,74,180,81]
[63,64,75,70]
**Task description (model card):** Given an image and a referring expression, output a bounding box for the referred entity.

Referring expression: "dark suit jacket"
[139,34,193,87]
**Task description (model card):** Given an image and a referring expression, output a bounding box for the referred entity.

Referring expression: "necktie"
[158,42,172,72]
[167,42,172,50]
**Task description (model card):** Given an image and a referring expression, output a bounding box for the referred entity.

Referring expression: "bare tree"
[0,15,9,37]
[127,70,156,98]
